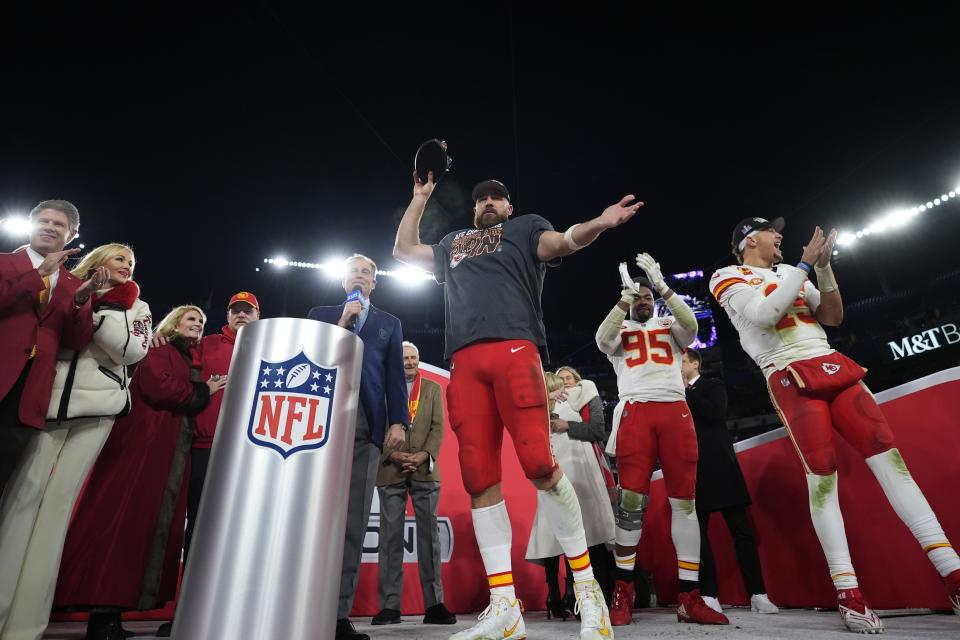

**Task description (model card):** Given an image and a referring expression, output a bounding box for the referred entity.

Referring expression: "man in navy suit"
[308,254,407,640]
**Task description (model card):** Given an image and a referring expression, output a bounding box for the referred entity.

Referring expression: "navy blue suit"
[307,303,408,445]
[308,300,409,620]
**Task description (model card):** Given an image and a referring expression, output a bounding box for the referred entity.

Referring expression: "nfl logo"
[247,351,337,458]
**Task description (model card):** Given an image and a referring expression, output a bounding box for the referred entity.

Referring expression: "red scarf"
[95,280,140,310]
[408,373,422,423]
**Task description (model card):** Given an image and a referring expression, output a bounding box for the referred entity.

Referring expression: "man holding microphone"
[308,254,407,640]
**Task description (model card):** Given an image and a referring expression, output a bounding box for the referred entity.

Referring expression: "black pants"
[543,543,615,605]
[697,505,766,598]
[589,543,615,604]
[0,362,36,498]
[182,447,212,568]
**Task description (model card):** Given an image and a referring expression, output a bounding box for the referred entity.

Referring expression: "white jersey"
[710,264,832,373]
[603,316,687,403]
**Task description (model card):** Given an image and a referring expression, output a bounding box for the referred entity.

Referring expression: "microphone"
[345,285,363,331]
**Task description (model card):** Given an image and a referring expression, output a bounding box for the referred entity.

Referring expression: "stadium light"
[262,255,433,284]
[380,266,433,285]
[834,184,959,255]
[321,258,348,280]
[1,215,31,237]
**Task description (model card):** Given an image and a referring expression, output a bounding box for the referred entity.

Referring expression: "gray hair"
[402,340,419,355]
[30,199,80,233]
[345,253,378,278]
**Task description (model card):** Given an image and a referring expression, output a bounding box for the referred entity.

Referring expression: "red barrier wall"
[55,367,960,621]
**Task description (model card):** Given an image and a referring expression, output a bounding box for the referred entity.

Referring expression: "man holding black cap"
[710,218,960,633]
[394,169,641,640]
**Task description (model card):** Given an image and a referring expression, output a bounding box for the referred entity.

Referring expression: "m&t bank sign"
[888,323,960,361]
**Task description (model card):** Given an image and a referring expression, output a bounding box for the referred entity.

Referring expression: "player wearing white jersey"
[606,314,687,403]
[596,253,728,627]
[711,216,960,634]
[711,263,831,372]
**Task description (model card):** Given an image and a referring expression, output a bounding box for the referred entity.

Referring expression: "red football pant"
[447,339,557,495]
[615,400,698,499]
[766,371,895,475]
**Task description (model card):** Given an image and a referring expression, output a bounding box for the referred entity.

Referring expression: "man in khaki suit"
[371,341,455,627]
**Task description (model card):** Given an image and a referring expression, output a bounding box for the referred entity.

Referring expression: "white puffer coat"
[47,281,152,421]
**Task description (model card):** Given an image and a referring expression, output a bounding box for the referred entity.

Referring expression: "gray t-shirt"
[431,214,556,360]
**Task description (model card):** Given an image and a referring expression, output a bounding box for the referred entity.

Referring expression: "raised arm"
[596,290,633,356]
[393,172,440,272]
[634,252,698,346]
[537,195,643,262]
[812,229,843,326]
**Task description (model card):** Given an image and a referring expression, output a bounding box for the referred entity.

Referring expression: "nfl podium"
[170,318,364,639]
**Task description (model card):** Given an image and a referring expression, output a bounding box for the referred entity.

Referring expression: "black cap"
[471,179,510,202]
[414,139,452,184]
[731,216,784,253]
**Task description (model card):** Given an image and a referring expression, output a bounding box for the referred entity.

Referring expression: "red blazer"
[0,249,93,428]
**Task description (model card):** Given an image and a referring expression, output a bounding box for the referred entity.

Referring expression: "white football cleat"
[449,595,526,640]
[750,593,779,614]
[574,579,614,639]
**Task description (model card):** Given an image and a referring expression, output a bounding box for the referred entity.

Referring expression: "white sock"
[472,502,515,599]
[614,526,641,573]
[866,448,960,577]
[669,497,701,582]
[806,472,858,589]
[538,474,594,583]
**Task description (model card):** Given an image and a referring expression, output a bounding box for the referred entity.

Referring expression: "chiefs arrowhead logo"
[822,363,841,375]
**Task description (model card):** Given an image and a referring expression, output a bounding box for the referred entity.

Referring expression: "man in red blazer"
[0,200,96,495]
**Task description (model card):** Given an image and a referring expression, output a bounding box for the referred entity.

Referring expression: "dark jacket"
[307,303,408,445]
[687,375,751,511]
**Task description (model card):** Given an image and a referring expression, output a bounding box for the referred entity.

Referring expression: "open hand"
[598,195,643,229]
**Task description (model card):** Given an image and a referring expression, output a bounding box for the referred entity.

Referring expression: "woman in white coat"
[526,370,616,619]
[0,243,151,640]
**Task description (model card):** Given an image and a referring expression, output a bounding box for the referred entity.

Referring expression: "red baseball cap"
[227,291,260,311]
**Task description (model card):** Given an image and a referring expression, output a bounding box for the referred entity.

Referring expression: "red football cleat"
[677,589,730,625]
[609,579,635,626]
[944,568,960,616]
[836,588,883,634]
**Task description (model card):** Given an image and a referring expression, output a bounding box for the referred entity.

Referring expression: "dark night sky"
[3,4,959,365]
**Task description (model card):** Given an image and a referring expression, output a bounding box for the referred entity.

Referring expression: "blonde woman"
[527,371,617,619]
[56,305,224,640]
[0,243,150,640]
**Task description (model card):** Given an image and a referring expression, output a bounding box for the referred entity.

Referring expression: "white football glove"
[619,262,640,298]
[635,252,668,295]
